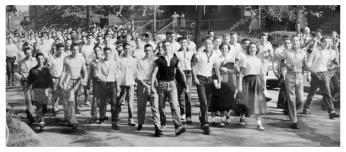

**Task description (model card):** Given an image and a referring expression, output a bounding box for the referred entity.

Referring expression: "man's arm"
[59,58,67,89]
[213,61,221,89]
[191,54,200,85]
[177,61,187,88]
[150,64,159,94]
[80,60,88,85]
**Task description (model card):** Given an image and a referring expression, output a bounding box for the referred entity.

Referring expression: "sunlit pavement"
[6,82,340,147]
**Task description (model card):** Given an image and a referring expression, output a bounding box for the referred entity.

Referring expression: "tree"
[6,5,17,14]
[251,5,338,32]
[194,6,202,46]
[33,5,163,29]
[6,5,17,30]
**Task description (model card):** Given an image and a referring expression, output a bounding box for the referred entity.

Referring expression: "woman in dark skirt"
[238,42,267,130]
[209,43,238,127]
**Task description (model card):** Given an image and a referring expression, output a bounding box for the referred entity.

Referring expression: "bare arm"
[191,54,200,85]
[150,64,159,94]
[177,62,187,88]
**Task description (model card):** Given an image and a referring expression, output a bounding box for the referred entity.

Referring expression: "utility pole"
[86,6,90,30]
[194,6,202,46]
[154,5,157,31]
[35,6,38,31]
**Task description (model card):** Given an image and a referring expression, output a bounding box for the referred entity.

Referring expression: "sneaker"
[181,114,186,121]
[52,110,58,117]
[219,122,225,127]
[283,110,289,115]
[112,123,120,130]
[291,123,299,129]
[175,126,186,136]
[154,128,163,137]
[301,108,311,115]
[161,125,167,131]
[257,125,264,131]
[225,118,231,126]
[71,123,78,131]
[137,124,143,131]
[203,124,211,135]
[84,101,91,106]
[128,119,137,126]
[239,118,246,126]
[99,118,105,124]
[75,109,81,114]
[329,113,340,119]
[186,117,192,125]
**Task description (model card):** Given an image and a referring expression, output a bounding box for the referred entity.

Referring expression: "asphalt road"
[6,82,340,147]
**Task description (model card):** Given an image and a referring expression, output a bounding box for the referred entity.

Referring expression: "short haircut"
[241,38,250,44]
[208,30,214,34]
[219,43,230,50]
[230,32,238,36]
[123,43,131,48]
[35,52,45,58]
[282,35,290,40]
[177,36,188,42]
[162,40,171,45]
[142,33,150,38]
[70,43,79,49]
[202,36,213,43]
[144,44,153,49]
[259,32,267,38]
[93,45,101,50]
[291,35,300,40]
[56,43,65,49]
[103,47,112,52]
[23,46,31,53]
[166,31,174,36]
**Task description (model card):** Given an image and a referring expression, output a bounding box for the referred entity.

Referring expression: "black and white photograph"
[3,1,342,149]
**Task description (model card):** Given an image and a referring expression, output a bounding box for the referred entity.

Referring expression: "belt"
[184,70,191,74]
[52,76,60,79]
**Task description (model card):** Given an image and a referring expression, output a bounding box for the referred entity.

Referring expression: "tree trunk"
[194,6,203,47]
[86,6,90,30]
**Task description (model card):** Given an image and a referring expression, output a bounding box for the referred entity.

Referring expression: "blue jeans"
[99,82,118,123]
[118,85,135,121]
[136,81,160,128]
[196,75,213,126]
[158,80,182,129]
[177,71,192,118]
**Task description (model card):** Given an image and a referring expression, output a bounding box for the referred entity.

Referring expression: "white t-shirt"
[193,50,219,77]
[240,55,262,76]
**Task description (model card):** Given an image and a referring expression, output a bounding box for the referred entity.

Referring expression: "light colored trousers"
[51,78,62,113]
[62,79,80,124]
[285,72,304,123]
[158,80,183,129]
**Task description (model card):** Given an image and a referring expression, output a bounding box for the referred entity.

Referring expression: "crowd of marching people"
[6,24,340,137]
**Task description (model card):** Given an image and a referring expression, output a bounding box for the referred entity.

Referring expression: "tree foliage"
[35,5,163,28]
[6,5,17,14]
